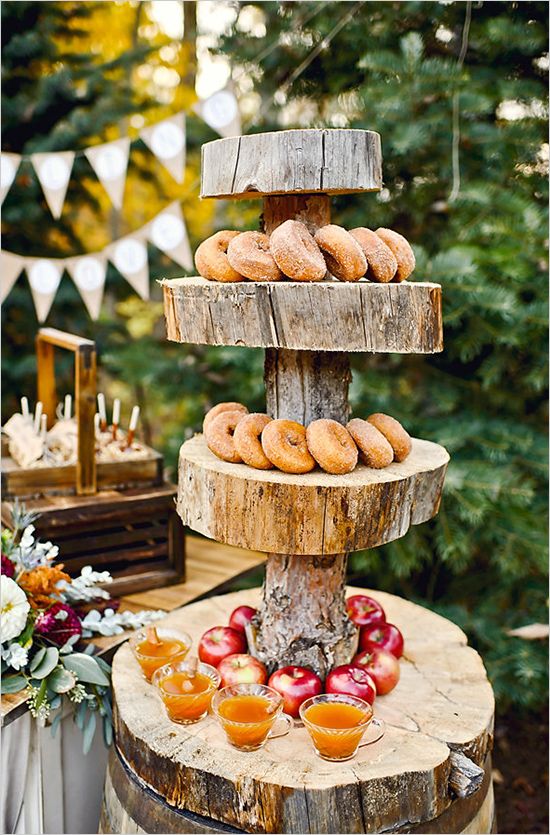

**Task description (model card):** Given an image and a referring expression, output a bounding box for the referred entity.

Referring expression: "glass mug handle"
[359,716,385,747]
[268,712,293,739]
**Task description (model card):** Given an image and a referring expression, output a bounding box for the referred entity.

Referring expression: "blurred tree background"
[2,1,548,710]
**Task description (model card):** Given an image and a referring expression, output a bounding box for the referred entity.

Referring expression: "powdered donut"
[204,410,247,463]
[261,419,315,474]
[350,227,398,284]
[367,413,412,462]
[306,419,358,474]
[347,418,394,469]
[195,231,244,282]
[233,413,273,469]
[203,402,248,434]
[375,229,415,282]
[314,225,367,282]
[269,220,326,282]
[226,232,283,282]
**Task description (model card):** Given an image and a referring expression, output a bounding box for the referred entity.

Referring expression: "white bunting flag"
[148,201,192,270]
[140,113,186,183]
[1,251,25,301]
[66,253,107,320]
[26,258,63,322]
[195,86,241,138]
[31,151,75,218]
[1,153,21,204]
[85,138,130,210]
[108,234,149,299]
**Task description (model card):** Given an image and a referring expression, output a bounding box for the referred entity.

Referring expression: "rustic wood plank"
[178,434,449,555]
[162,277,443,354]
[200,129,382,198]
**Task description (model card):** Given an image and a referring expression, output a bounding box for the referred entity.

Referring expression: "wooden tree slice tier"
[200,129,382,198]
[162,278,443,353]
[111,587,495,834]
[177,435,449,555]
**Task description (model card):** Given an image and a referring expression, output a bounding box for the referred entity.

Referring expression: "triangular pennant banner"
[85,138,130,210]
[1,251,25,301]
[194,85,241,138]
[31,151,75,219]
[140,113,186,183]
[66,253,107,320]
[148,201,192,270]
[26,258,63,322]
[108,234,149,299]
[1,153,21,204]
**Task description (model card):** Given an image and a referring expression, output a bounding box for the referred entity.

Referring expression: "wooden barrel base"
[178,435,449,554]
[108,588,495,834]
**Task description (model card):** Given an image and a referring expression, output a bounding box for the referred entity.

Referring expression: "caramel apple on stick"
[97,393,107,432]
[126,406,140,449]
[112,398,120,441]
[33,402,43,434]
[21,397,30,422]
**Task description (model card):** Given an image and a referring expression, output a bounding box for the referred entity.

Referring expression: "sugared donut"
[350,227,398,284]
[269,220,326,282]
[374,229,415,282]
[347,418,394,469]
[226,232,282,282]
[233,413,273,469]
[306,419,358,474]
[195,231,244,282]
[203,402,248,434]
[367,413,412,462]
[314,225,367,282]
[261,419,315,474]
[204,410,247,463]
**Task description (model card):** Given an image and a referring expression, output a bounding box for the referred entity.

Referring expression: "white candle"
[34,401,43,434]
[97,393,107,425]
[129,405,140,431]
[40,413,47,440]
[64,394,72,421]
[112,398,120,426]
[94,412,100,431]
[21,397,29,420]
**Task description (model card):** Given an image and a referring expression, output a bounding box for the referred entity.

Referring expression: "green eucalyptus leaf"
[75,700,88,730]
[0,675,27,694]
[103,715,113,747]
[64,653,109,686]
[82,711,96,755]
[31,647,59,680]
[48,666,77,694]
[29,647,46,672]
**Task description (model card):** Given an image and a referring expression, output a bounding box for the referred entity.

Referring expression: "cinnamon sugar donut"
[367,413,412,462]
[204,410,246,463]
[261,419,315,474]
[350,227,398,284]
[375,229,415,282]
[226,232,282,282]
[195,231,244,282]
[347,418,394,469]
[306,419,358,474]
[314,225,367,282]
[233,413,273,469]
[203,402,248,433]
[269,220,326,282]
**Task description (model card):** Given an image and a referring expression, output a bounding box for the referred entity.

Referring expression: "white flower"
[1,576,30,643]
[1,642,28,670]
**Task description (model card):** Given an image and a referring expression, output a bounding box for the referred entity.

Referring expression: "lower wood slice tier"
[107,587,495,834]
[177,435,449,555]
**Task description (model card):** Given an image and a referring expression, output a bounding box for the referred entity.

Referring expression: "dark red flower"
[1,553,15,578]
[34,602,82,646]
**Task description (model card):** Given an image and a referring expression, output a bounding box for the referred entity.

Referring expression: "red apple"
[217,653,267,687]
[268,665,323,718]
[325,664,376,704]
[229,605,257,634]
[352,647,400,695]
[346,594,386,627]
[198,626,247,667]
[360,622,404,658]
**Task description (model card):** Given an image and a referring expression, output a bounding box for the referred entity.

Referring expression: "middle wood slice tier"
[178,434,449,555]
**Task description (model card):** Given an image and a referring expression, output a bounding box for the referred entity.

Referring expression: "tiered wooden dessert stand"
[103,130,495,834]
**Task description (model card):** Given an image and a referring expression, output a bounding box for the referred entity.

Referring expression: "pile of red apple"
[198,595,403,718]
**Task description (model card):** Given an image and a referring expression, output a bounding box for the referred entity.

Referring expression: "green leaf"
[75,700,87,731]
[30,647,46,672]
[31,647,59,679]
[103,715,113,747]
[50,710,63,737]
[48,666,77,694]
[0,675,27,694]
[64,653,110,686]
[82,710,96,755]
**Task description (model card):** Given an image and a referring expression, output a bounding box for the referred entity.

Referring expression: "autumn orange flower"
[18,565,71,609]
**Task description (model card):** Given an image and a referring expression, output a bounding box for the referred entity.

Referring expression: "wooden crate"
[1,483,185,596]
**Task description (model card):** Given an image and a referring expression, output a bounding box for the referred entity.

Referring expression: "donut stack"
[194,222,415,285]
[202,403,412,476]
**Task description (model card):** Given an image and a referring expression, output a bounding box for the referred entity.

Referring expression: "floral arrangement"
[1,504,164,751]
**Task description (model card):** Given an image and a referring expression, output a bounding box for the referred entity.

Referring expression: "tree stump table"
[104,129,495,833]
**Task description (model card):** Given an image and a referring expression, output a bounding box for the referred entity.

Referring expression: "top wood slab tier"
[200,129,382,198]
[163,277,443,354]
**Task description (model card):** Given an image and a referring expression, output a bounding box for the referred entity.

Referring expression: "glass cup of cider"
[299,693,385,762]
[212,683,293,752]
[152,659,221,724]
[129,626,191,682]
